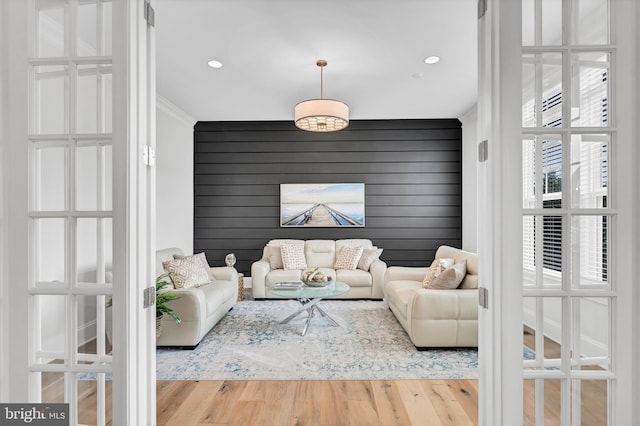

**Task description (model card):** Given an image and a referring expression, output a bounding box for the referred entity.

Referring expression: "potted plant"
[155,273,181,337]
[106,273,181,340]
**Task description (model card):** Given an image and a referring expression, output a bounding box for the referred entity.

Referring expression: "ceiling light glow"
[424,56,440,64]
[207,60,223,69]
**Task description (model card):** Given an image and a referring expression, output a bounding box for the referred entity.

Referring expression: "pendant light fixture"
[294,59,349,132]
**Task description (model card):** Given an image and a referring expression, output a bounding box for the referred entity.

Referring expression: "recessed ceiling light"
[207,60,223,69]
[424,56,440,65]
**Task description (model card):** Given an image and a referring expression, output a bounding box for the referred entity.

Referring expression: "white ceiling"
[155,0,478,122]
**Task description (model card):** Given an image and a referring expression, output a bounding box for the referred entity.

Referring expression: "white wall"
[156,96,196,255]
[460,105,478,253]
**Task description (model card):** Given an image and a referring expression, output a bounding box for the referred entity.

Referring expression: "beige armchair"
[384,246,478,348]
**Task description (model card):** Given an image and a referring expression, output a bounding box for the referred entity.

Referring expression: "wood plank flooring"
[156,379,479,426]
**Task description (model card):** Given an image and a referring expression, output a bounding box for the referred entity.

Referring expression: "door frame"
[0,0,156,424]
[477,0,639,424]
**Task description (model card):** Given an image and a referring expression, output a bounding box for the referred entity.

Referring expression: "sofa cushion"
[305,240,336,268]
[358,248,383,271]
[265,269,305,286]
[163,256,211,289]
[334,246,364,270]
[336,269,372,287]
[199,281,234,316]
[281,243,307,270]
[427,260,467,289]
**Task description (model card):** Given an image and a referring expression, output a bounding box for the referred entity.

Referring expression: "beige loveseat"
[384,245,478,348]
[251,239,386,299]
[156,248,238,348]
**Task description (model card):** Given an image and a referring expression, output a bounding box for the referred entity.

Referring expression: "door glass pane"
[76,65,113,134]
[77,218,98,284]
[522,53,563,127]
[77,376,112,426]
[41,372,65,403]
[35,0,66,57]
[34,65,68,135]
[572,0,609,45]
[571,134,609,208]
[573,297,610,371]
[523,379,564,425]
[542,137,562,207]
[521,0,563,46]
[571,215,609,288]
[76,144,98,211]
[523,216,536,285]
[523,216,563,287]
[77,2,98,56]
[77,295,112,360]
[35,294,67,362]
[523,296,563,371]
[102,1,113,56]
[35,218,66,284]
[103,145,113,210]
[35,144,67,211]
[571,52,610,127]
[575,379,608,424]
[522,135,563,208]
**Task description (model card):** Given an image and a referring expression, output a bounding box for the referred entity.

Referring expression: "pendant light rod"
[317,59,327,99]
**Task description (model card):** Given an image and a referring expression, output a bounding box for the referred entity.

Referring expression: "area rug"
[155,300,479,380]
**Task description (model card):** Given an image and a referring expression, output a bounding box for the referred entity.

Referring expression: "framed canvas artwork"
[280,183,365,227]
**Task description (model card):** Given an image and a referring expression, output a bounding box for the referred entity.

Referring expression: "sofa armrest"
[251,260,272,298]
[408,289,478,321]
[369,259,387,299]
[164,288,206,322]
[385,266,428,283]
[209,266,238,283]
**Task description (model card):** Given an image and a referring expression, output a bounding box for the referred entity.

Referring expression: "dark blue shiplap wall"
[193,119,462,275]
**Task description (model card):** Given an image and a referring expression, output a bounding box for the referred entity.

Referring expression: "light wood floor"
[156,379,479,426]
[40,327,607,425]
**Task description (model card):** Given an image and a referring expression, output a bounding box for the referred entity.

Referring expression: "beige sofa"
[251,239,386,299]
[384,245,478,348]
[155,248,238,348]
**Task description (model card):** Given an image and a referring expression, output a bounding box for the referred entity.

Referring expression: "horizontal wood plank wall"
[193,119,462,275]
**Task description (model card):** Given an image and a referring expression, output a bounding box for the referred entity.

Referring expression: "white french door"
[478,0,638,424]
[1,0,156,424]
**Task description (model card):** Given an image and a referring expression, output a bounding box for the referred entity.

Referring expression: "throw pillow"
[280,243,307,270]
[163,256,211,289]
[174,252,214,281]
[357,248,383,271]
[266,246,284,270]
[439,257,455,269]
[334,246,364,270]
[427,260,467,289]
[422,258,444,288]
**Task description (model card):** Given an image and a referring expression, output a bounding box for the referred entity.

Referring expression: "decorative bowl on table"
[300,268,334,287]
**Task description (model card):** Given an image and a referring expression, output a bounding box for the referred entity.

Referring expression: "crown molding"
[156,95,196,127]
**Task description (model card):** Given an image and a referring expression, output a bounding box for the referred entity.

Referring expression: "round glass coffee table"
[267,281,350,336]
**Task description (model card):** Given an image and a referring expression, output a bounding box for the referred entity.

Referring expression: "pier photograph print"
[280,183,365,227]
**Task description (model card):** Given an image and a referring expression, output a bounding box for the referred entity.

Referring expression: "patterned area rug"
[155,300,478,380]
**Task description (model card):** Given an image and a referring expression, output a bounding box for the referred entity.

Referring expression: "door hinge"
[142,145,155,166]
[479,286,489,309]
[478,0,487,19]
[144,0,155,27]
[478,139,488,162]
[143,286,156,309]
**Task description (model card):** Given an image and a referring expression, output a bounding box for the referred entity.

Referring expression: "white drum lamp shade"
[294,98,349,132]
[294,59,349,132]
